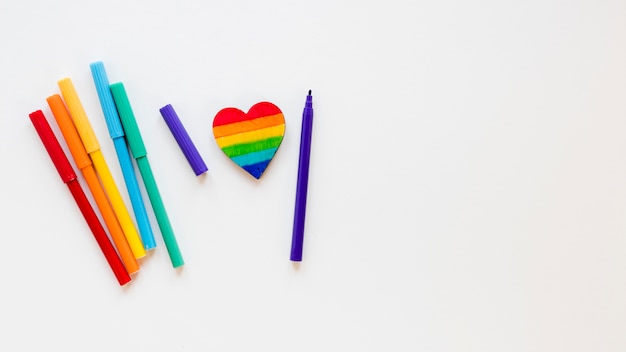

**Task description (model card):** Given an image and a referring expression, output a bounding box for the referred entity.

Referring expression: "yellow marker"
[58,78,146,259]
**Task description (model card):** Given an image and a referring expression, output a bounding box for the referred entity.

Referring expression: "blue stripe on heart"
[242,160,272,179]
[231,148,278,168]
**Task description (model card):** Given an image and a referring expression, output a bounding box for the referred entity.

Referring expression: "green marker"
[110,82,184,268]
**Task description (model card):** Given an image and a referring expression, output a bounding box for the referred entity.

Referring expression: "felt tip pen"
[90,61,156,250]
[110,82,184,268]
[58,78,146,259]
[29,110,131,286]
[290,90,314,262]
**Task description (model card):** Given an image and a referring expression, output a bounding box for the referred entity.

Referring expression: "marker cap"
[160,104,208,176]
[90,62,125,139]
[29,110,77,183]
[109,82,147,159]
[46,95,92,170]
[58,78,101,153]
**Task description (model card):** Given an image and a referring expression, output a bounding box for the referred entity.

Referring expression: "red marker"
[29,110,131,286]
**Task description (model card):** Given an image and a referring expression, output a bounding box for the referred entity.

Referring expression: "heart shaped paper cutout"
[213,102,285,179]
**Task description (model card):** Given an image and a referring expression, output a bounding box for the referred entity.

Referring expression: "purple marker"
[290,90,314,261]
[160,104,208,176]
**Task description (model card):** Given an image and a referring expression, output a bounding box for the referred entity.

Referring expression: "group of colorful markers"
[29,62,184,285]
[29,61,315,286]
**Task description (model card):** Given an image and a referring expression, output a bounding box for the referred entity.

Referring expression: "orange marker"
[47,95,140,275]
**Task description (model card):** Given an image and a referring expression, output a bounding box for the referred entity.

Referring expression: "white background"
[1,0,625,351]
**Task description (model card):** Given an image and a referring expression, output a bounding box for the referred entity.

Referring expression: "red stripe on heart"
[213,102,283,127]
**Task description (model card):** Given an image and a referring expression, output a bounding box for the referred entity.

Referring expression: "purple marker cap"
[160,104,208,176]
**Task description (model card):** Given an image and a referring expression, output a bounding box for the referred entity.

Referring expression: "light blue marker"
[90,61,156,250]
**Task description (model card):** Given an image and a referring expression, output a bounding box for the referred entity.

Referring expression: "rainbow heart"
[213,102,285,179]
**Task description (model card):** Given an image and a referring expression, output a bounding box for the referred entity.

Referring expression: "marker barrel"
[290,93,314,262]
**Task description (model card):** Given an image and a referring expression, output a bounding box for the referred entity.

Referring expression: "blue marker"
[90,61,156,250]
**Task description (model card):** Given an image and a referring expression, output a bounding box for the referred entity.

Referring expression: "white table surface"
[1,0,625,351]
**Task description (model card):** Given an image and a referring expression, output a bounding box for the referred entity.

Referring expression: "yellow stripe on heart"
[215,124,285,149]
